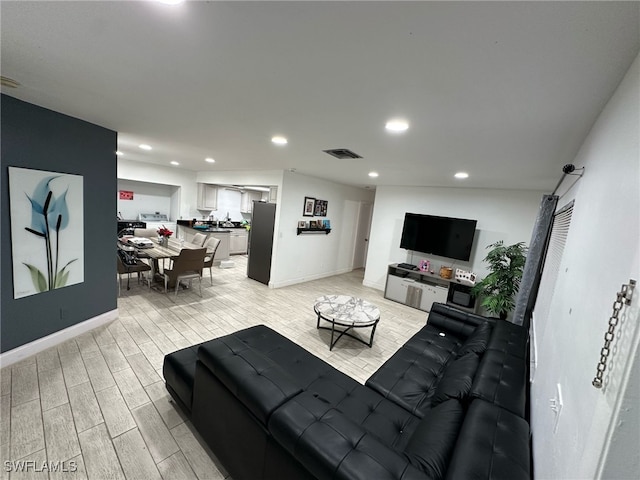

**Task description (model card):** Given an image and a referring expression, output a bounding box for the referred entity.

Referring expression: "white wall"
[270,171,374,288]
[363,186,544,290]
[531,53,640,480]
[196,169,283,188]
[116,179,174,220]
[117,159,199,220]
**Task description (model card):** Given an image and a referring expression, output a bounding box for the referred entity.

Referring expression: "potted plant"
[471,241,528,320]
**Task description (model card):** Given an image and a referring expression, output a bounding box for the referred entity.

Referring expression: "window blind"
[531,201,574,378]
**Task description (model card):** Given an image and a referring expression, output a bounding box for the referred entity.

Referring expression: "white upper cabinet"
[240,191,262,213]
[197,183,218,210]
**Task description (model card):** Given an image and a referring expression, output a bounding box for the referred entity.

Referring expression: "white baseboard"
[362,279,385,291]
[270,268,353,289]
[0,309,119,368]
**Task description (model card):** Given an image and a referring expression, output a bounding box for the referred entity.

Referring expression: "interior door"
[352,202,373,270]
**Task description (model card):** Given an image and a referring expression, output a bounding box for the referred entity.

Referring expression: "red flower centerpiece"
[157,225,173,245]
[157,225,173,238]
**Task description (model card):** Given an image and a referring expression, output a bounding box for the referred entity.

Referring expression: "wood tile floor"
[0,256,427,479]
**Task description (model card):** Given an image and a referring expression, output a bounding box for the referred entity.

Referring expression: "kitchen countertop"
[177,220,247,230]
[200,227,232,233]
[178,224,231,233]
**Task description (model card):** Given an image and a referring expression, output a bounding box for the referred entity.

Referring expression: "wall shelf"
[297,228,331,235]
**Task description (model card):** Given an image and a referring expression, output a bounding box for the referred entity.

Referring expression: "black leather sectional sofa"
[163,303,531,480]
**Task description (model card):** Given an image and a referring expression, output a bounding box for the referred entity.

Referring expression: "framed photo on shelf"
[303,197,315,217]
[322,219,331,229]
[314,199,328,216]
[298,221,307,228]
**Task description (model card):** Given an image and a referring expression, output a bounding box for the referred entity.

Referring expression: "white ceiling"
[2,1,638,191]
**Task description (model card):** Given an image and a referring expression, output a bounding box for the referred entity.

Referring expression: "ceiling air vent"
[323,148,362,159]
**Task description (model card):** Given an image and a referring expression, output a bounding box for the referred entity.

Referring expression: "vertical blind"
[531,201,574,377]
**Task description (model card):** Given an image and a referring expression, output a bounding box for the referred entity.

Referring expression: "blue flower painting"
[9,167,84,299]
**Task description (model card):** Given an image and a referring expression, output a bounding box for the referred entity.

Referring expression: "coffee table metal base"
[314,295,380,351]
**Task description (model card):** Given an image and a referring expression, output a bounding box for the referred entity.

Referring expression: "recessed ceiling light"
[115,151,123,156]
[385,119,409,132]
[454,172,469,179]
[139,144,152,151]
[156,0,184,5]
[205,157,215,163]
[368,172,379,178]
[271,136,288,145]
[170,161,180,166]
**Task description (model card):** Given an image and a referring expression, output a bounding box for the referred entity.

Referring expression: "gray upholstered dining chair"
[133,228,158,239]
[191,232,207,246]
[163,248,207,297]
[116,251,151,295]
[202,236,221,285]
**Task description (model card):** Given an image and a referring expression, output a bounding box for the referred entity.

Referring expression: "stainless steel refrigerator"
[247,201,276,285]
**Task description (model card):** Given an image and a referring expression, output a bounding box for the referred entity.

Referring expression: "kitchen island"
[176,222,231,265]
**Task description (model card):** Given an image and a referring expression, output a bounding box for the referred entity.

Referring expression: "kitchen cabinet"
[240,191,262,214]
[208,232,230,264]
[229,229,249,255]
[197,183,218,210]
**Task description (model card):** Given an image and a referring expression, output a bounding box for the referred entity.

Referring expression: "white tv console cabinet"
[384,263,476,313]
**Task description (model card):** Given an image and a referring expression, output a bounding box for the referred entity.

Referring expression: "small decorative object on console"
[439,266,453,279]
[455,268,476,285]
[419,259,430,272]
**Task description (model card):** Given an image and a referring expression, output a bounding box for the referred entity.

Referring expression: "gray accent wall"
[1,94,117,353]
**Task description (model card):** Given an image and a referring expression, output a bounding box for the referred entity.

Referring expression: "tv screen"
[400,213,477,261]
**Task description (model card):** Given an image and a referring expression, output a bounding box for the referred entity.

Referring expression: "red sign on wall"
[119,190,134,200]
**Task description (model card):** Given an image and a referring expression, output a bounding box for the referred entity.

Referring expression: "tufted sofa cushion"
[427,303,490,339]
[365,347,443,417]
[366,324,462,417]
[197,335,303,424]
[456,321,492,357]
[446,399,531,480]
[470,349,527,418]
[366,316,490,418]
[404,399,465,478]
[431,353,479,405]
[487,319,529,359]
[269,391,428,480]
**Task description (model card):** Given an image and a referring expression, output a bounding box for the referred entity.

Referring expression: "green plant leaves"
[55,259,77,288]
[472,241,528,317]
[23,263,48,292]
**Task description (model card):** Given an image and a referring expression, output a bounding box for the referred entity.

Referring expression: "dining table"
[118,237,214,286]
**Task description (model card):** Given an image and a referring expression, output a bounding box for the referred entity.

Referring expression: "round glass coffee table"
[314,295,380,351]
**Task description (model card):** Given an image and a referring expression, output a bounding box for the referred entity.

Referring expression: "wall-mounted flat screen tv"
[400,213,477,261]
